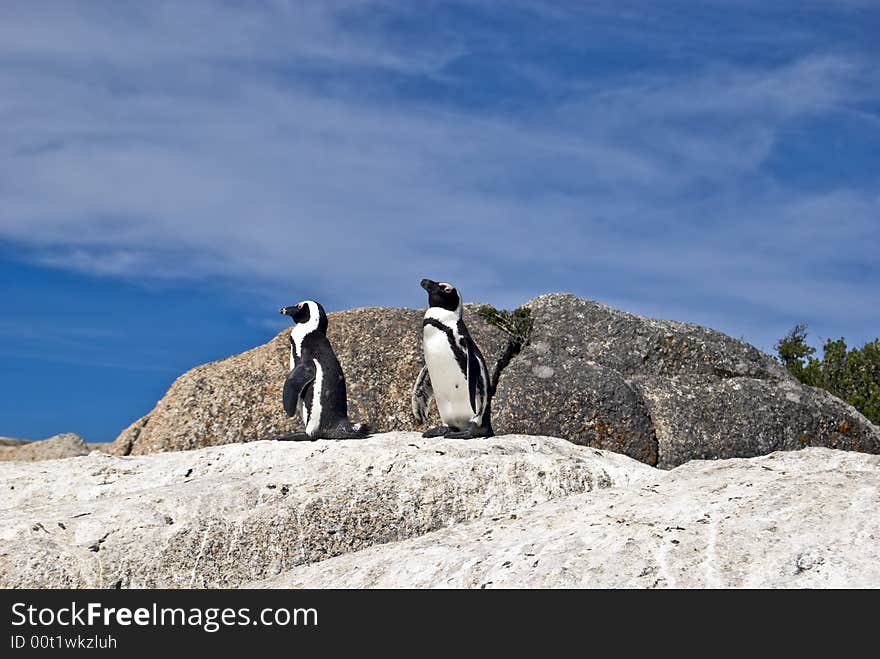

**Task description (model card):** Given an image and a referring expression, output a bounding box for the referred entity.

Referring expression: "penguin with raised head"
[278,300,369,440]
[411,279,494,439]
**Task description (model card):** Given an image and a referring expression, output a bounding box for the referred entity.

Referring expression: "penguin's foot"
[353,422,373,436]
[422,425,449,438]
[320,421,372,440]
[321,429,368,440]
[274,432,316,442]
[445,422,494,440]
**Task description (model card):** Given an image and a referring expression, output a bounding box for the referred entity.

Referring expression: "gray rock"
[0,433,651,588]
[516,293,789,379]
[494,357,658,465]
[86,443,115,454]
[0,433,90,462]
[632,376,880,468]
[251,448,880,588]
[493,293,877,467]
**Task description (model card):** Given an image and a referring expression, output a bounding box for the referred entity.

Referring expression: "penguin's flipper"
[411,365,434,424]
[282,361,316,417]
[466,341,480,415]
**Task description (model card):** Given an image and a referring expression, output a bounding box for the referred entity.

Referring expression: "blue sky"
[1,1,878,441]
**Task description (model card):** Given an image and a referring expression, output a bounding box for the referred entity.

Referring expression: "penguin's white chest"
[423,325,472,427]
[303,359,324,436]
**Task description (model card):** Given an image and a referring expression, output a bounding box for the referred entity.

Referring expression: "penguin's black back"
[298,331,348,425]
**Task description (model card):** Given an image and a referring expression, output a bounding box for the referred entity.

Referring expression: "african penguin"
[278,300,370,440]
[411,279,494,439]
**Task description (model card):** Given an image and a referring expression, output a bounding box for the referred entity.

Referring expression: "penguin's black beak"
[280,306,297,318]
[420,279,437,292]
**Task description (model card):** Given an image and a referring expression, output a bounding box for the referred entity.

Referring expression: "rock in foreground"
[0,433,650,588]
[251,448,880,588]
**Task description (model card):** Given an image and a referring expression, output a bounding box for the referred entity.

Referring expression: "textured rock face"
[110,305,506,456]
[633,376,880,468]
[0,433,90,462]
[0,433,649,588]
[493,357,658,465]
[493,293,879,466]
[515,294,789,380]
[251,448,880,589]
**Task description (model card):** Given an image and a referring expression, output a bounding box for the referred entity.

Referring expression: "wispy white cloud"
[0,0,878,349]
[0,1,463,73]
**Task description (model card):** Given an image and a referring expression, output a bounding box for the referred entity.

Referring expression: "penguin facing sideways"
[278,300,370,440]
[411,279,494,439]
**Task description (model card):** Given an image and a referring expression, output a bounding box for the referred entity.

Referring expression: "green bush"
[477,304,533,347]
[477,304,533,394]
[776,325,880,426]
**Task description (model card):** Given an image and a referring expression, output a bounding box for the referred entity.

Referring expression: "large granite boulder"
[110,304,507,455]
[3,435,876,589]
[492,293,880,466]
[632,375,880,468]
[512,294,789,380]
[0,433,651,588]
[492,356,658,465]
[251,447,880,588]
[0,433,90,462]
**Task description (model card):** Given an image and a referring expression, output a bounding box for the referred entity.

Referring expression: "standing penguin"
[411,279,494,438]
[279,300,369,440]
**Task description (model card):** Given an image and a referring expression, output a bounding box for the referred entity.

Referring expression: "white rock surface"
[250,447,880,588]
[0,433,650,588]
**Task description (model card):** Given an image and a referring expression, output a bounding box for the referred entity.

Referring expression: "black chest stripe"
[424,318,468,375]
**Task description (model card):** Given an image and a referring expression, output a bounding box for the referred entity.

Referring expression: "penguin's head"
[421,279,461,313]
[279,300,328,334]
